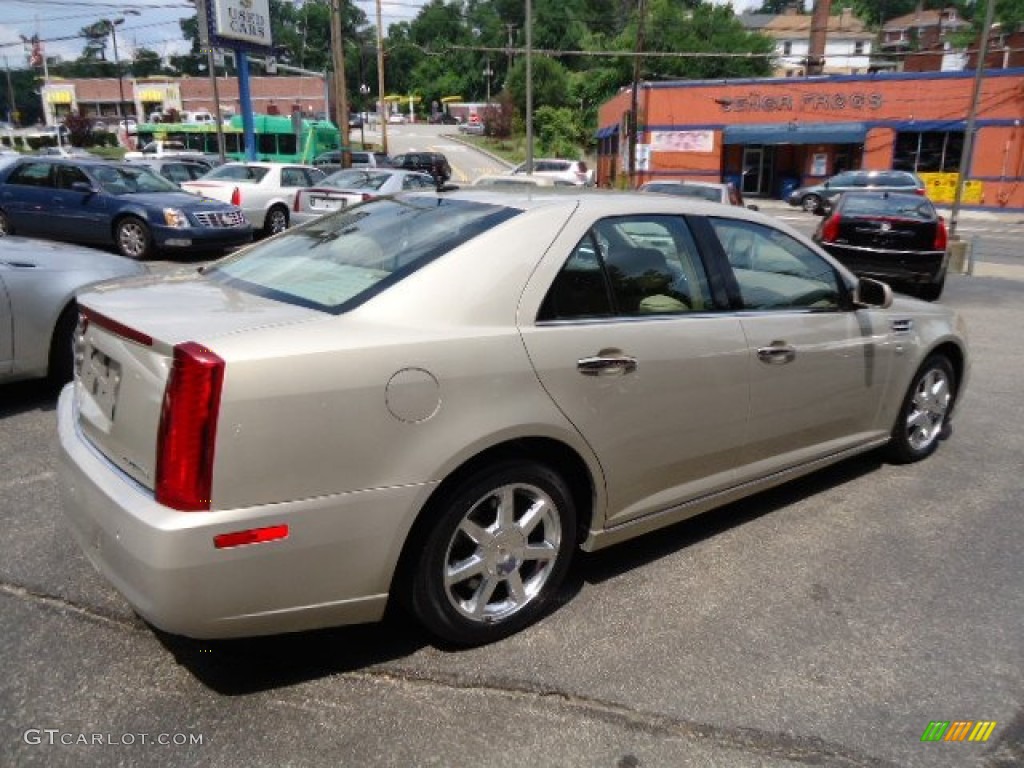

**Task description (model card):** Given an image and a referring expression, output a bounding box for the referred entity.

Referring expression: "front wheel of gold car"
[411,461,576,646]
[885,355,957,464]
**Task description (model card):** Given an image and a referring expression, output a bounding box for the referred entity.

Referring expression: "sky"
[1,0,764,71]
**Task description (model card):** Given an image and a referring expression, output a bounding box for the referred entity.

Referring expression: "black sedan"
[812,191,948,301]
[0,157,253,260]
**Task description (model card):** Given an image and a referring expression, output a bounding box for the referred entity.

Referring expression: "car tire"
[801,194,822,213]
[915,276,945,302]
[115,216,152,260]
[48,302,78,386]
[263,205,289,237]
[410,460,577,646]
[885,355,957,464]
[0,208,12,236]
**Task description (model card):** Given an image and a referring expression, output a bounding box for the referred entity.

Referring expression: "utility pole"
[330,0,350,167]
[375,0,387,154]
[628,0,647,187]
[525,0,533,173]
[3,57,15,125]
[806,0,831,76]
[948,0,996,240]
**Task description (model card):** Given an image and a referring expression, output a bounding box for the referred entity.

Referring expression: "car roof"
[411,187,772,221]
[642,180,726,189]
[837,190,933,202]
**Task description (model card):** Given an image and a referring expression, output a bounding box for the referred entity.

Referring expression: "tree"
[80,22,110,62]
[505,55,571,113]
[130,49,164,78]
[639,0,775,80]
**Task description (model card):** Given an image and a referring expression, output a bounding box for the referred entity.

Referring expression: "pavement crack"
[349,667,901,767]
[0,580,142,632]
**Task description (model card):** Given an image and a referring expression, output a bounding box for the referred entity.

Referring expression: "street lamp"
[482,57,493,106]
[104,10,139,119]
[359,82,369,147]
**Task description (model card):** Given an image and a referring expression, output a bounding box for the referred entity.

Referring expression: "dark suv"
[390,152,452,184]
[787,170,925,212]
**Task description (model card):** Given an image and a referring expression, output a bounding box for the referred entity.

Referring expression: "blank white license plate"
[310,198,344,211]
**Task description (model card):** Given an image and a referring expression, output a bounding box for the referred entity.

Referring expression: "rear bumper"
[57,387,432,639]
[821,243,947,284]
[291,211,326,226]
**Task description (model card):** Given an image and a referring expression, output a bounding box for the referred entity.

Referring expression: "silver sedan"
[1,237,147,385]
[291,168,437,224]
[57,190,968,646]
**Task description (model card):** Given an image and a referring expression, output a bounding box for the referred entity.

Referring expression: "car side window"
[598,216,711,314]
[709,218,842,311]
[163,164,191,184]
[280,168,307,187]
[55,165,90,190]
[538,216,712,321]
[7,162,53,188]
[538,234,614,320]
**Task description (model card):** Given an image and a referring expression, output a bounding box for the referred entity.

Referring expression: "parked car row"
[0,156,253,260]
[311,150,454,185]
[0,151,953,312]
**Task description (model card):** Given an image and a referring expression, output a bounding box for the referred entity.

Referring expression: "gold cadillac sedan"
[57,189,969,646]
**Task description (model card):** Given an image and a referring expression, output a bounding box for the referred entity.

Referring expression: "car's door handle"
[577,354,638,376]
[757,343,796,365]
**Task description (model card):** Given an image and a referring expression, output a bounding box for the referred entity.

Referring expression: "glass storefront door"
[741,145,774,197]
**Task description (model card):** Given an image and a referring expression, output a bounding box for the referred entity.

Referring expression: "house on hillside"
[903,23,1024,73]
[739,6,877,77]
[880,6,971,70]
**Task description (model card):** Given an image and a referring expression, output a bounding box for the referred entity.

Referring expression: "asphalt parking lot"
[2,217,1022,767]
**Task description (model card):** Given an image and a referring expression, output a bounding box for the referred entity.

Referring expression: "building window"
[893,131,965,173]
[783,41,793,55]
[854,41,865,55]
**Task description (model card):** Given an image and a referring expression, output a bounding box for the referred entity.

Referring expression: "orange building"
[596,68,1024,211]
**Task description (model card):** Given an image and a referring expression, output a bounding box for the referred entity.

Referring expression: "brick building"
[596,68,1024,211]
[40,75,328,126]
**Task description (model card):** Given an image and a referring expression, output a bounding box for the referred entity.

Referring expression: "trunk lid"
[73,273,323,491]
[838,215,936,251]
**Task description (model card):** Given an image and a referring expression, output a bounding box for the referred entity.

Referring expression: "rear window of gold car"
[207,197,520,313]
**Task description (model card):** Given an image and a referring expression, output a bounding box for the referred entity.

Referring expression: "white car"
[292,168,436,224]
[181,161,326,236]
[512,158,594,186]
[473,174,569,188]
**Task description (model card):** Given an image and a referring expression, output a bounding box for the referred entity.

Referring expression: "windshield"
[323,170,392,191]
[89,164,180,195]
[646,184,721,202]
[204,164,270,183]
[841,195,935,220]
[206,197,521,313]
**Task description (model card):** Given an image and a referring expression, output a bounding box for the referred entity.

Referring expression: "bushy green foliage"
[534,106,584,158]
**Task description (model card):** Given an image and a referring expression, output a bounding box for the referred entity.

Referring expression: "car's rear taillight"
[156,342,225,511]
[820,213,841,243]
[230,186,241,207]
[934,217,948,251]
[915,188,925,196]
[293,190,302,212]
[361,193,373,202]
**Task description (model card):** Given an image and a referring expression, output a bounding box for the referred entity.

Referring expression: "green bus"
[134,115,341,163]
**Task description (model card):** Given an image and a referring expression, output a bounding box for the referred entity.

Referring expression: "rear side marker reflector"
[79,306,153,347]
[214,524,289,549]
